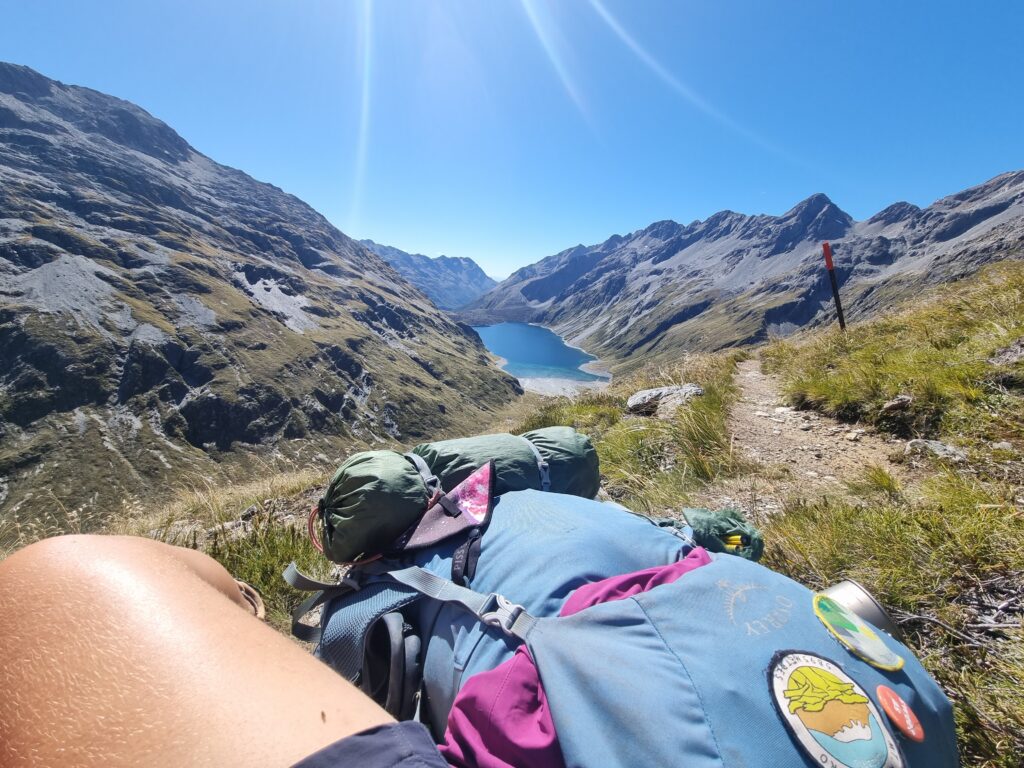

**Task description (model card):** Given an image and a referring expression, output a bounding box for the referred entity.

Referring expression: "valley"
[0,62,521,526]
[459,174,1024,372]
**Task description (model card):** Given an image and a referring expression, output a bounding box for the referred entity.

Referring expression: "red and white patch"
[876,685,925,743]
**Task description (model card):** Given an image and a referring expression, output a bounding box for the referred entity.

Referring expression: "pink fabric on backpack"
[440,547,713,768]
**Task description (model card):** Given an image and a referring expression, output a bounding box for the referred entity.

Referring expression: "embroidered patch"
[814,594,905,671]
[770,652,904,768]
[876,685,925,742]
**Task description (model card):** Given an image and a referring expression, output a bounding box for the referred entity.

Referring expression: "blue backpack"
[287,482,958,767]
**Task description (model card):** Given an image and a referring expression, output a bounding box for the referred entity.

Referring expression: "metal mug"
[822,579,902,639]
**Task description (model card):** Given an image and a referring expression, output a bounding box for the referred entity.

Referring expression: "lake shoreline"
[474,322,611,397]
[518,376,610,397]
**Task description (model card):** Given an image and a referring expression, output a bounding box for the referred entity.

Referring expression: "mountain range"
[0,63,520,523]
[360,239,496,310]
[3,59,1022,525]
[460,172,1024,370]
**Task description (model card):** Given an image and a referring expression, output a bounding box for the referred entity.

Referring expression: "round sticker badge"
[876,685,925,742]
[813,593,905,671]
[770,652,904,768]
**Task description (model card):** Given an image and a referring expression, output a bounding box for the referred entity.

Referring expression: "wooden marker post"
[822,241,846,331]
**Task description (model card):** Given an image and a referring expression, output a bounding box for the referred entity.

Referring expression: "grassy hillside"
[2,261,1019,763]
[511,352,744,512]
[761,261,1024,766]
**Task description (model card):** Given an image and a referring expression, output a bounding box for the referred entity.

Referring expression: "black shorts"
[293,721,447,768]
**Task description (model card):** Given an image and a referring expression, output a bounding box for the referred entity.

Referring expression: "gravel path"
[691,358,910,520]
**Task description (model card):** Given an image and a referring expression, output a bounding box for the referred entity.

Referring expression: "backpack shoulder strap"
[283,562,362,643]
[383,565,538,641]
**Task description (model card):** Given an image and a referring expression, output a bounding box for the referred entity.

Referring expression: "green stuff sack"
[411,426,600,498]
[318,427,600,563]
[682,507,765,562]
[320,450,430,563]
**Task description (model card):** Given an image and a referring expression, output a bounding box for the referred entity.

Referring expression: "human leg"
[0,535,393,767]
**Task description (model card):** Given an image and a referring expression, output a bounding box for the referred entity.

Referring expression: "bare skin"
[0,535,393,767]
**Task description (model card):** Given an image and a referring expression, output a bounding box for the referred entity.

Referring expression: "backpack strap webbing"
[520,436,552,492]
[404,452,441,496]
[382,566,538,641]
[284,562,362,644]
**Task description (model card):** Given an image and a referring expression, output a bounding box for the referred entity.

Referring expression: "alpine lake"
[471,323,610,393]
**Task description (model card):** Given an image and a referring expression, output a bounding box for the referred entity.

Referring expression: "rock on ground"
[626,384,704,417]
[989,338,1024,366]
[904,439,968,464]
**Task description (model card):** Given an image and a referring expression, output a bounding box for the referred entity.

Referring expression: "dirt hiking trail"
[693,358,911,520]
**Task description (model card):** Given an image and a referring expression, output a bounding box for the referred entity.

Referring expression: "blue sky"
[2,1,1022,278]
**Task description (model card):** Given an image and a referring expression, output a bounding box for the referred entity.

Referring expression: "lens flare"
[348,0,373,230]
[519,0,591,124]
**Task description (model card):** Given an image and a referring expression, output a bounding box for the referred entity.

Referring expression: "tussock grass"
[205,515,333,631]
[513,393,624,439]
[514,352,743,514]
[760,262,1024,766]
[844,463,904,501]
[763,469,1024,766]
[763,261,1024,445]
[1,465,330,630]
[126,465,325,538]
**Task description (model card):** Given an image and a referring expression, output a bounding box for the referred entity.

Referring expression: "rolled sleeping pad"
[318,427,600,563]
[411,426,600,498]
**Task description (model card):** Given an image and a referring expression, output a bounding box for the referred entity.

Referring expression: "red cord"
[308,503,324,554]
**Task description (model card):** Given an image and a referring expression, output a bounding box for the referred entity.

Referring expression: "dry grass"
[762,468,1024,766]
[762,261,1024,449]
[513,352,744,515]
[759,262,1024,766]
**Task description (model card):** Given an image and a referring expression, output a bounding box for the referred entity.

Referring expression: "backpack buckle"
[481,593,525,635]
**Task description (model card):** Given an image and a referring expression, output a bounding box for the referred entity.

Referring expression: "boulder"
[880,394,913,413]
[626,384,704,418]
[904,439,967,464]
[988,338,1024,366]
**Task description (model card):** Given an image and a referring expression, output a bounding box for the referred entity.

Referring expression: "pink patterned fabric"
[440,547,713,768]
[448,462,492,523]
[403,463,495,551]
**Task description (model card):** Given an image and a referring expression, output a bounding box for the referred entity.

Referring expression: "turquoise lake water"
[472,323,609,381]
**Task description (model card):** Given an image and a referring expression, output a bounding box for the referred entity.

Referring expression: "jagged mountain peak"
[783,192,852,225]
[0,62,55,98]
[461,172,1024,364]
[867,201,921,226]
[360,239,496,310]
[639,219,684,240]
[0,61,192,163]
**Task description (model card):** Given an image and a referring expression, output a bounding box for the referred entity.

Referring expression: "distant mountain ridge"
[360,239,496,310]
[460,172,1024,369]
[0,62,520,522]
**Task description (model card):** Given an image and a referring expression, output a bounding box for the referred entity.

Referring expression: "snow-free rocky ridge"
[0,62,520,523]
[360,239,496,311]
[461,173,1024,370]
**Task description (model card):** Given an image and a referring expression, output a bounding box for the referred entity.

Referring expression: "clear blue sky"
[2,1,1022,278]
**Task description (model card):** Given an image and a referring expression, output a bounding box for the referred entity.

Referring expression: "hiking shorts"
[292,721,446,768]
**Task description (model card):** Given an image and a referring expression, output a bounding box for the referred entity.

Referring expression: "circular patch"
[876,685,925,742]
[814,593,905,671]
[770,652,904,768]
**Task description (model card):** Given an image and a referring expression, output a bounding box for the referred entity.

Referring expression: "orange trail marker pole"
[822,241,846,331]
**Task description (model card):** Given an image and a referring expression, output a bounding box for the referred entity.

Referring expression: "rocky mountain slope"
[461,172,1024,369]
[360,239,496,310]
[0,62,520,524]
